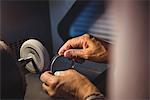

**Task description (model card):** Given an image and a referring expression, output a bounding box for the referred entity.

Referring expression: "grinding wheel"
[20,39,50,73]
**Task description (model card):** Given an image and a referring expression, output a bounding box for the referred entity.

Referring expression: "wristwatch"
[84,92,105,100]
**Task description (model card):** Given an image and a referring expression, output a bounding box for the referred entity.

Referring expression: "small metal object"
[50,55,61,73]
[18,56,33,68]
[50,55,76,73]
[18,56,33,62]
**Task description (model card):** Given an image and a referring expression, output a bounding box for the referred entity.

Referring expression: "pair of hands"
[40,34,109,99]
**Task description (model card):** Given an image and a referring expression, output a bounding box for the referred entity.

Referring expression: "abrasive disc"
[20,39,50,73]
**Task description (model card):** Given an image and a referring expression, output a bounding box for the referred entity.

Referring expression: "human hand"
[58,34,109,62]
[40,69,99,99]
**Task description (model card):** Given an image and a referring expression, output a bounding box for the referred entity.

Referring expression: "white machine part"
[19,39,50,73]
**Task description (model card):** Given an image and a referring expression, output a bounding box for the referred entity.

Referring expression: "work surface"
[24,61,107,100]
[24,73,75,100]
[24,73,50,100]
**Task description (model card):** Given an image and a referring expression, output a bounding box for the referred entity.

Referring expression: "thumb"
[64,49,87,59]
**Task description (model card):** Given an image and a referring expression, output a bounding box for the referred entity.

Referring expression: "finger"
[58,37,83,55]
[42,83,49,91]
[40,71,55,84]
[54,71,67,76]
[64,49,89,59]
[54,69,76,77]
[40,72,60,89]
[42,83,56,96]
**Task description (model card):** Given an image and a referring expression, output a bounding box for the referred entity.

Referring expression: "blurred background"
[1,0,75,59]
[1,0,108,99]
[0,0,149,100]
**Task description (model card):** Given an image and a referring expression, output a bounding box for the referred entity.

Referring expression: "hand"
[40,69,99,99]
[0,41,10,52]
[58,34,109,62]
